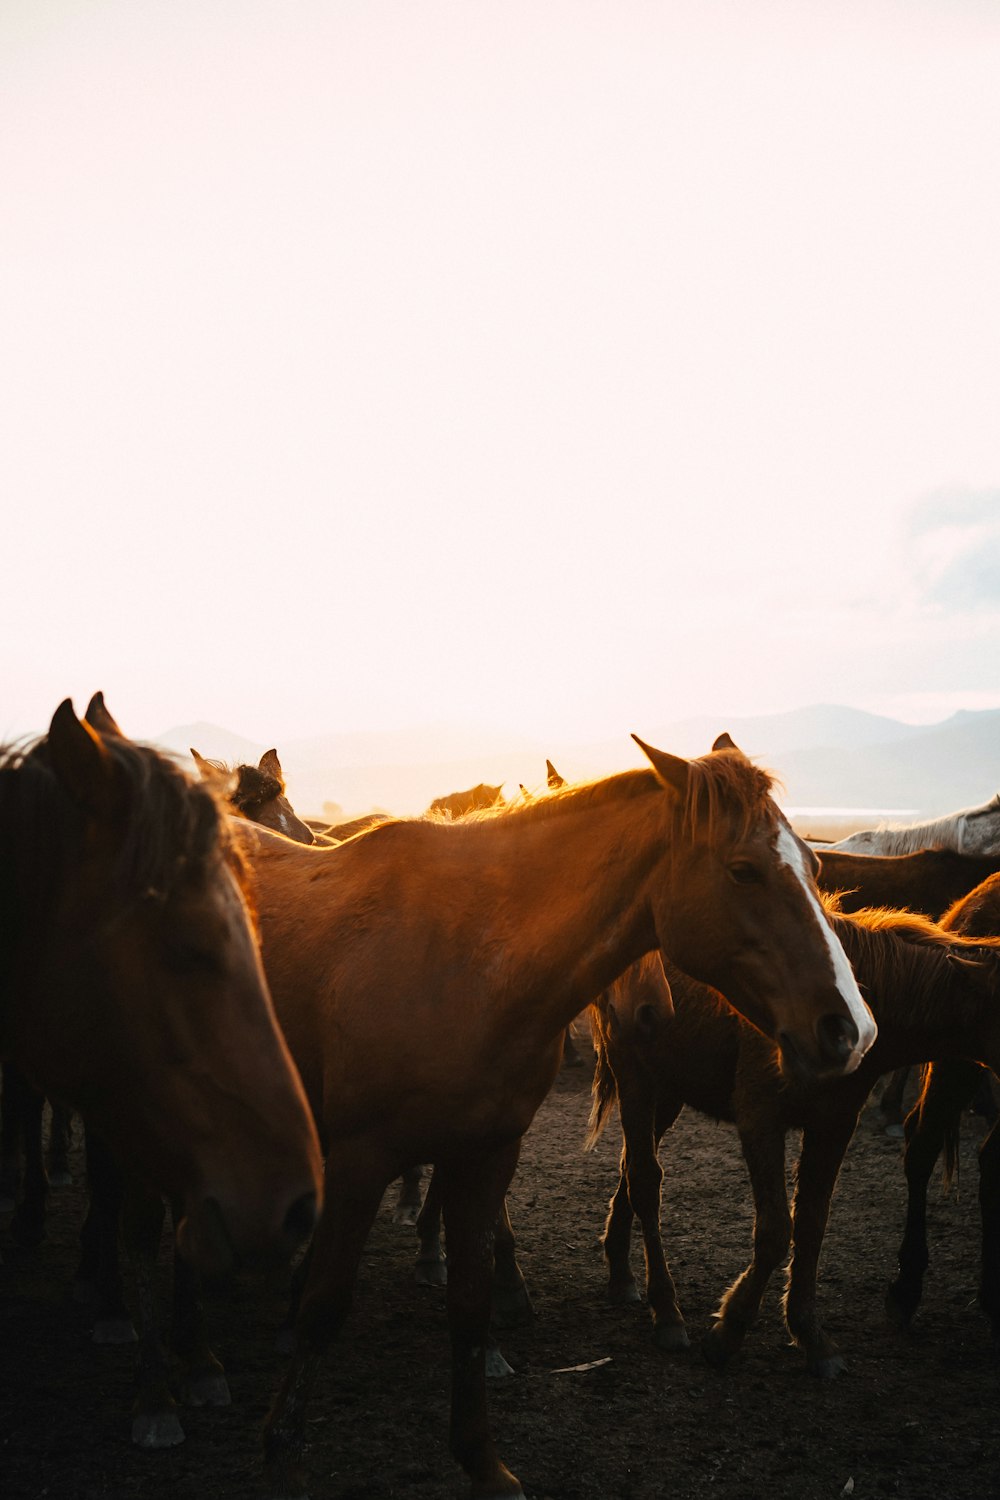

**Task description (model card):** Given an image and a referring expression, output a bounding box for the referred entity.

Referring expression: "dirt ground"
[2,1050,998,1500]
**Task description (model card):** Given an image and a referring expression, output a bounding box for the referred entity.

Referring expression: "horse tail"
[585,996,617,1151]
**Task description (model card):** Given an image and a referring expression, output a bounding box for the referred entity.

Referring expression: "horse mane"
[826,899,1000,1027]
[0,733,239,949]
[846,795,1000,854]
[461,753,777,845]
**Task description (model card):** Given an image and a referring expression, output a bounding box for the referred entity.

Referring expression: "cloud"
[904,488,1000,613]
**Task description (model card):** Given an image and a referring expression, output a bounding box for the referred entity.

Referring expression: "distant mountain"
[152,704,1000,820]
[775,708,1000,814]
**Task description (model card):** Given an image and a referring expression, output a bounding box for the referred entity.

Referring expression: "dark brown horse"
[245,735,874,1498]
[817,847,1000,1132]
[0,695,322,1275]
[590,894,1000,1376]
[190,746,316,844]
[886,871,1000,1345]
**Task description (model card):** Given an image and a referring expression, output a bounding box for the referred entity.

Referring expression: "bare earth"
[2,1052,998,1500]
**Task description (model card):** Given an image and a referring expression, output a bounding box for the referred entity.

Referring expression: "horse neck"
[842,922,998,1069]
[469,783,667,1017]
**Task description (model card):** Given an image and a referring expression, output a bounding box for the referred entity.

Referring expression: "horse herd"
[3,693,1000,1498]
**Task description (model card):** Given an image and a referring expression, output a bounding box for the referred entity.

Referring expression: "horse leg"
[394,1163,425,1226]
[78,1128,136,1342]
[415,1164,448,1286]
[263,1156,387,1499]
[46,1101,74,1187]
[601,1144,639,1304]
[275,1241,314,1354]
[886,1061,979,1328]
[879,1066,910,1138]
[978,1112,1000,1351]
[122,1178,181,1447]
[0,1059,24,1212]
[623,1091,686,1349]
[170,1198,231,1409]
[783,1112,859,1377]
[9,1074,47,1248]
[439,1142,526,1500]
[703,1120,789,1367]
[491,1197,533,1330]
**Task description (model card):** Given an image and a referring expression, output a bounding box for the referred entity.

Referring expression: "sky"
[2,0,1000,750]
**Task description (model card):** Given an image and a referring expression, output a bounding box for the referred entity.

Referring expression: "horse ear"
[47,699,117,816]
[546,759,565,789]
[191,748,213,777]
[85,691,125,738]
[632,735,689,799]
[712,732,740,754]
[259,748,282,780]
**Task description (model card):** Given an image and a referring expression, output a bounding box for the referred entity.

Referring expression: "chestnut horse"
[245,734,874,1499]
[0,695,322,1275]
[590,895,1000,1376]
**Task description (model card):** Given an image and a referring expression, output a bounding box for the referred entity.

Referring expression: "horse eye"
[729,861,762,886]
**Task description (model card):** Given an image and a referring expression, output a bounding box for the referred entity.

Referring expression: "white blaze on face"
[278,810,292,835]
[775,825,878,1067]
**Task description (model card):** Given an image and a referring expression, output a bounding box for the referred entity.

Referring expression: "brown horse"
[244,734,874,1499]
[818,847,1000,1132]
[590,894,1000,1376]
[190,746,316,844]
[0,695,322,1275]
[887,871,1000,1344]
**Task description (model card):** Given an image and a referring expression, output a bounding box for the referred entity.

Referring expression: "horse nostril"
[816,1012,859,1065]
[283,1190,318,1245]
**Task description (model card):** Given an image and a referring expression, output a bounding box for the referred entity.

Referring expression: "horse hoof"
[415,1258,448,1288]
[654,1322,690,1351]
[393,1205,420,1226]
[47,1167,73,1188]
[132,1410,186,1448]
[187,1370,232,1407]
[884,1122,905,1140]
[808,1352,846,1379]
[485,1344,515,1379]
[93,1317,138,1345]
[607,1280,641,1306]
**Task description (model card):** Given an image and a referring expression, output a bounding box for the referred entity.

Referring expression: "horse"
[427,780,504,818]
[0,695,322,1278]
[828,792,1000,855]
[886,871,1000,1344]
[242,733,874,1499]
[190,746,316,843]
[818,847,1000,1132]
[589,892,1000,1377]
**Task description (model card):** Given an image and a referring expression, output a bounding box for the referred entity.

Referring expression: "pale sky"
[3,0,1000,749]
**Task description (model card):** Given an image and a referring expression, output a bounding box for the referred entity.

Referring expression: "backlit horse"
[0,696,322,1275]
[590,895,1000,1375]
[190,746,315,843]
[887,871,1000,1345]
[245,735,874,1499]
[829,792,1000,855]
